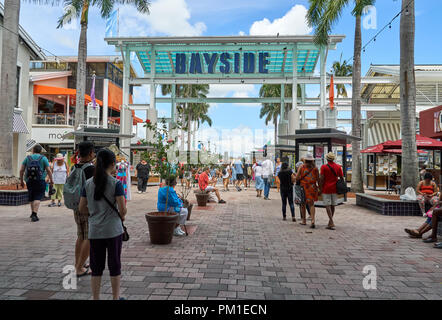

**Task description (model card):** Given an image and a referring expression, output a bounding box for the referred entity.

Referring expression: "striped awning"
[13,110,29,134]
[367,120,401,146]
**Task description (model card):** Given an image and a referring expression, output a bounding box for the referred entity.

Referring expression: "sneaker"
[218,199,226,204]
[174,227,184,236]
[137,191,142,194]
[283,217,287,221]
[31,214,39,222]
[58,202,62,207]
[178,228,186,236]
[244,188,247,191]
[48,203,56,207]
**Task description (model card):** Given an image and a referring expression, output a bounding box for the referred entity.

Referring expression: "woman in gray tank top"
[79,149,127,300]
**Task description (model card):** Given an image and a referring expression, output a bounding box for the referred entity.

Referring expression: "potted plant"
[143,119,180,245]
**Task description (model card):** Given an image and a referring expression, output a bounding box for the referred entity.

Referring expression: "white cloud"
[208,84,261,108]
[249,4,312,36]
[119,0,206,37]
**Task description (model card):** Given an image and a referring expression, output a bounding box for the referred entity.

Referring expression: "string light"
[345,0,414,62]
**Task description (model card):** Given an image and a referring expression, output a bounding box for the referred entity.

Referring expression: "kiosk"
[281,128,361,206]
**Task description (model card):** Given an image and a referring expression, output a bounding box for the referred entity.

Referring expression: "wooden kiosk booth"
[281,128,361,206]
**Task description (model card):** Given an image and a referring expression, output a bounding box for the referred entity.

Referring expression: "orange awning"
[34,84,104,108]
[34,84,140,122]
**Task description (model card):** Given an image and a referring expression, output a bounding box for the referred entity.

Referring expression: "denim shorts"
[27,180,46,202]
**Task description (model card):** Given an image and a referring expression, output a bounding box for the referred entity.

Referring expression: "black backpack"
[26,155,44,181]
[327,164,348,195]
[222,168,227,175]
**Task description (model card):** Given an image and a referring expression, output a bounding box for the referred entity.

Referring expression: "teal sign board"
[175,52,270,74]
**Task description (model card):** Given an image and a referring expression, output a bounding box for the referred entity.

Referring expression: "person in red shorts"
[319,152,343,230]
[198,167,226,204]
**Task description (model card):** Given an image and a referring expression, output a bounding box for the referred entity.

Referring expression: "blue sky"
[15,0,442,154]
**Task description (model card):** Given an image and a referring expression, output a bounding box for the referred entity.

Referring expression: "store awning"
[383,134,442,150]
[383,149,426,154]
[361,142,388,154]
[12,110,29,134]
[33,84,103,107]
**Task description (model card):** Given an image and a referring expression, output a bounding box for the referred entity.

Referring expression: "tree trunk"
[187,111,192,152]
[0,0,20,177]
[74,1,89,132]
[350,15,364,193]
[400,0,418,193]
[274,117,278,146]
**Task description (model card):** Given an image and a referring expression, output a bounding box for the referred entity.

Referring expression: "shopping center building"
[28,55,143,161]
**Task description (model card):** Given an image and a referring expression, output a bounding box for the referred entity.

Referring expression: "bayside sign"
[175,52,271,74]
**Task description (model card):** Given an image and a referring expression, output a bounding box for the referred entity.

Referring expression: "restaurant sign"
[175,52,271,74]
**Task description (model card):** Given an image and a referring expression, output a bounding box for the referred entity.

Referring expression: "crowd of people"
[17,144,442,300]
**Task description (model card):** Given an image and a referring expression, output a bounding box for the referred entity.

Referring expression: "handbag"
[103,195,130,242]
[294,168,312,205]
[327,164,348,195]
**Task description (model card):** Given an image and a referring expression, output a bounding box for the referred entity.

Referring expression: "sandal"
[326,226,335,230]
[300,221,307,225]
[404,228,420,238]
[76,267,91,278]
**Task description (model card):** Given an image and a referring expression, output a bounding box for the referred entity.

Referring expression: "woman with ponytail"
[79,148,127,300]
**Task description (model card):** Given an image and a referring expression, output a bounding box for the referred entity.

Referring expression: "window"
[16,66,21,108]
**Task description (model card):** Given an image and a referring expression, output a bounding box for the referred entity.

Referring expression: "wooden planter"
[145,212,179,245]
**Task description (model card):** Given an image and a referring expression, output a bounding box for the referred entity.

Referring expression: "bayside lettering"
[174,304,208,318]
[175,52,270,74]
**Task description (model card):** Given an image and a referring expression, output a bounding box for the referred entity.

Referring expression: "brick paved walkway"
[0,185,441,300]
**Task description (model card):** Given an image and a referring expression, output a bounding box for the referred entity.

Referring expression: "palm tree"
[259,84,301,145]
[161,84,212,151]
[307,0,375,194]
[0,0,21,177]
[56,0,150,131]
[328,57,353,98]
[400,0,418,192]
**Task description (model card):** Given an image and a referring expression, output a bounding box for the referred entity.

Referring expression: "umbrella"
[383,135,442,150]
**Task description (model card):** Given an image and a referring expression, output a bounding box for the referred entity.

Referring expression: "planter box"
[356,193,422,216]
[0,189,29,206]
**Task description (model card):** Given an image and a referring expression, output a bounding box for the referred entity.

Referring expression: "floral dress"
[116,161,129,200]
[298,165,319,205]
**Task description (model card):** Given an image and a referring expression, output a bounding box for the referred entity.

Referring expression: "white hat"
[304,153,314,161]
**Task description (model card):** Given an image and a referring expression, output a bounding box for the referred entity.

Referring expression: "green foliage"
[142,119,177,180]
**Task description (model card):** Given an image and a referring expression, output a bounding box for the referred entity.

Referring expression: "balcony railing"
[34,113,120,129]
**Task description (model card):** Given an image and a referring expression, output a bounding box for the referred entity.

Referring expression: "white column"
[121,46,131,156]
[66,96,70,125]
[319,46,326,128]
[103,78,109,128]
[288,45,300,145]
[146,83,157,143]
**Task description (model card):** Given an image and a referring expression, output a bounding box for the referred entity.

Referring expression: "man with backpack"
[64,141,95,277]
[19,145,54,222]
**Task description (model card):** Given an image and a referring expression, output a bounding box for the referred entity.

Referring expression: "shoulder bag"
[327,164,348,195]
[103,195,129,242]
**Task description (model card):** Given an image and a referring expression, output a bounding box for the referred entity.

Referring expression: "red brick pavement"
[0,185,441,300]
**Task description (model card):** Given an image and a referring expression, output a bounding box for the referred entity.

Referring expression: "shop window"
[38,97,65,114]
